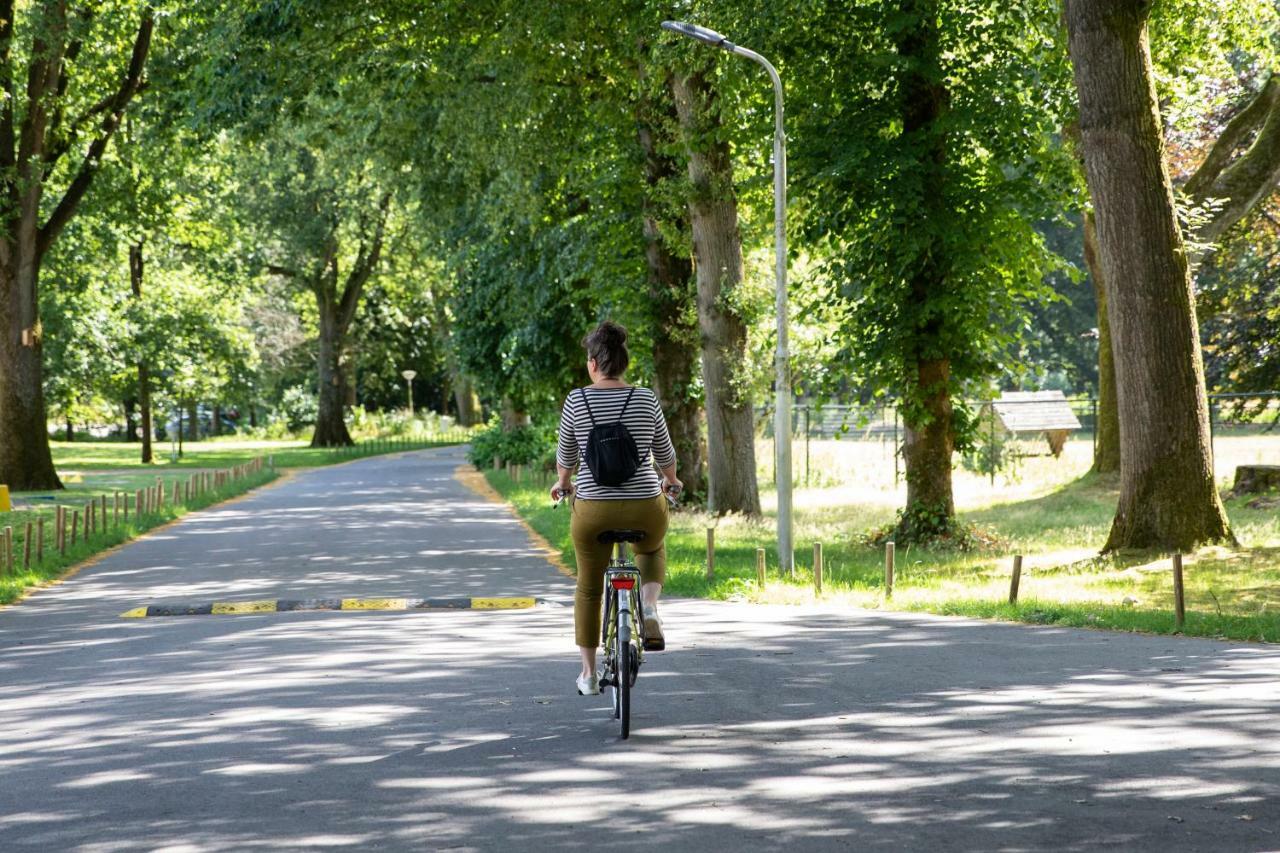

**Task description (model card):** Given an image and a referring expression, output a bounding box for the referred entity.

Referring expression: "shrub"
[279,385,318,431]
[466,418,557,468]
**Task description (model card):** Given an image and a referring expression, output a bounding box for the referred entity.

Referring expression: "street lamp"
[661,20,794,576]
[402,370,417,417]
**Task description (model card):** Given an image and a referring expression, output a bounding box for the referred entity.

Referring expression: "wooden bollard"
[884,541,895,598]
[86,502,94,536]
[1173,553,1186,632]
[114,492,121,526]
[493,456,500,471]
[756,547,766,587]
[705,528,715,581]
[56,507,65,555]
[23,520,33,569]
[100,495,107,530]
[2,526,11,576]
[814,542,824,594]
[70,511,79,546]
[184,481,190,503]
[173,481,181,505]
[36,518,44,563]
[1009,554,1023,605]
[157,477,164,508]
[136,488,145,517]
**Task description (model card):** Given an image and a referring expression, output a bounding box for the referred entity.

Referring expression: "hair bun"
[600,321,626,343]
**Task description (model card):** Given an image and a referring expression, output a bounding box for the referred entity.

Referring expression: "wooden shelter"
[989,391,1082,457]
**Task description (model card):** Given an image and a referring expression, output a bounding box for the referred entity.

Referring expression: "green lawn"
[486,458,1280,644]
[50,435,463,471]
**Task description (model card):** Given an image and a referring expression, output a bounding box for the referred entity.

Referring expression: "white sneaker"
[576,672,600,696]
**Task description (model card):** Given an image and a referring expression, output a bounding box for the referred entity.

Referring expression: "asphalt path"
[1,447,1278,851]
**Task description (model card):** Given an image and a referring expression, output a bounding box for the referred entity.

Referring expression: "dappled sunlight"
[3,595,1277,849]
[3,448,1278,849]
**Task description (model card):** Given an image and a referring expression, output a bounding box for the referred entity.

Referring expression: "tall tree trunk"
[500,397,529,431]
[304,196,387,448]
[636,86,706,499]
[211,404,222,437]
[453,376,481,427]
[1065,0,1232,551]
[130,241,153,464]
[901,359,955,532]
[671,69,760,517]
[185,401,198,441]
[312,301,353,446]
[1083,213,1120,473]
[0,255,62,488]
[124,397,138,442]
[894,0,957,539]
[138,368,153,463]
[64,418,73,442]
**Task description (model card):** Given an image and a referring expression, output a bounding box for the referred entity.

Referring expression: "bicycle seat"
[597,528,646,544]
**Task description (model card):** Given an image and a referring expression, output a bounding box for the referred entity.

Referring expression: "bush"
[279,385,318,432]
[347,407,460,439]
[466,418,557,468]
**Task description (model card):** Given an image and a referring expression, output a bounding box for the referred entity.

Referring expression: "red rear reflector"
[610,578,636,590]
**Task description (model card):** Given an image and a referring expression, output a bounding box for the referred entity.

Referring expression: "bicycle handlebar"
[553,482,681,508]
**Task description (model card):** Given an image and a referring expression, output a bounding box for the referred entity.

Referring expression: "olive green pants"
[570,495,668,648]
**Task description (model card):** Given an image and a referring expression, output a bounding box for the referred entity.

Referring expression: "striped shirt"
[556,385,676,500]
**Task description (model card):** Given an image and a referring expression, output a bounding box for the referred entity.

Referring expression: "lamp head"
[661,20,733,50]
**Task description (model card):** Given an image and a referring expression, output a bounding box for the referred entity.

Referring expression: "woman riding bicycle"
[552,321,681,696]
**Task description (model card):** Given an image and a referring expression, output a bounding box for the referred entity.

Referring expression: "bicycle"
[554,484,678,739]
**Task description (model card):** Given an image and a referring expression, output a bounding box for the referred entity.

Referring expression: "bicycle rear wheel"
[618,636,631,738]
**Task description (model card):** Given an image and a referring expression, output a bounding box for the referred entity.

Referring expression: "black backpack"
[580,387,642,487]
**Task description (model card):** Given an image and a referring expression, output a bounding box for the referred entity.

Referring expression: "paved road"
[1,447,1278,851]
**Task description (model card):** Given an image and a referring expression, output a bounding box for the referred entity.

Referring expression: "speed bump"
[121,596,543,618]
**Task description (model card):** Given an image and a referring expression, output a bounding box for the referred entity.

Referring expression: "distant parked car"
[155,406,238,440]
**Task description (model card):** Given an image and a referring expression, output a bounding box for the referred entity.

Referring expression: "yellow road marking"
[211,600,278,615]
[341,598,408,610]
[470,597,536,609]
[120,607,148,619]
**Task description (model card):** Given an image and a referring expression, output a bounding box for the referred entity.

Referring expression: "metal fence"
[757,392,1280,489]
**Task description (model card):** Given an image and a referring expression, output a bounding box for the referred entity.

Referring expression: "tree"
[1064,0,1232,551]
[0,1,153,489]
[781,0,1073,541]
[247,142,390,447]
[1081,1,1280,473]
[669,65,761,516]
[635,74,707,501]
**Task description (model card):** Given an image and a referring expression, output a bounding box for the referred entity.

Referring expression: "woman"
[552,321,681,696]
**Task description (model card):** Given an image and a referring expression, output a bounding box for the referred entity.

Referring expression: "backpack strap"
[618,386,636,419]
[578,388,596,426]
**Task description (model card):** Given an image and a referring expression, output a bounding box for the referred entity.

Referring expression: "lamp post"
[402,370,417,417]
[661,20,794,575]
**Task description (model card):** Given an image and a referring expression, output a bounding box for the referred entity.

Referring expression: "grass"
[0,467,278,606]
[485,436,1280,644]
[50,434,466,471]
